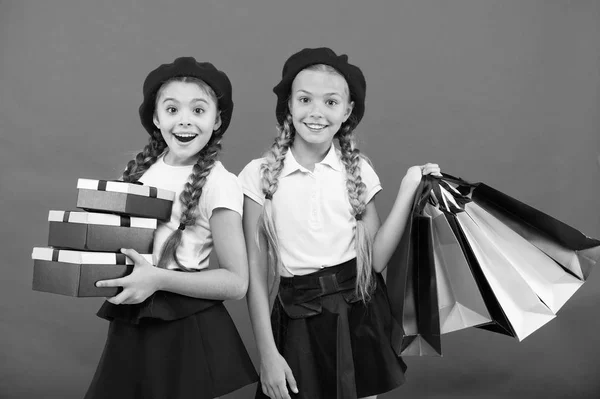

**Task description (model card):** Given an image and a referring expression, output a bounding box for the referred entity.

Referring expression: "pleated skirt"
[255,259,407,399]
[85,291,258,399]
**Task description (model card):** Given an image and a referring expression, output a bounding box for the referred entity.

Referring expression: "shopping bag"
[425,204,492,334]
[433,174,599,340]
[387,178,442,356]
[444,211,517,338]
[463,202,584,314]
[455,209,556,341]
[442,174,600,281]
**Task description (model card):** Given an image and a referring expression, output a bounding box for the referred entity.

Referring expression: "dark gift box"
[48,210,156,253]
[76,179,175,221]
[31,247,152,297]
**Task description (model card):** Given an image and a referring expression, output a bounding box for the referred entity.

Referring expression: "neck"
[163,150,199,167]
[291,139,332,171]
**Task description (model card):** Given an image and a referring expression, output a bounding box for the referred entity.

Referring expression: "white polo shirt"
[139,155,243,270]
[238,144,382,276]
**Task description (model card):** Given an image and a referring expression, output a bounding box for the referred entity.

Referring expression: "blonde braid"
[157,133,223,270]
[259,113,294,303]
[338,125,375,302]
[122,132,167,182]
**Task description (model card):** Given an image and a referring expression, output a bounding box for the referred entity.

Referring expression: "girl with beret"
[239,47,442,399]
[85,57,258,399]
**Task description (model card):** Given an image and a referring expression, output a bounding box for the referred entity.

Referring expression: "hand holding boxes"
[32,179,175,297]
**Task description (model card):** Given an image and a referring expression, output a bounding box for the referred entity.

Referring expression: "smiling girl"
[84,57,257,399]
[239,48,441,399]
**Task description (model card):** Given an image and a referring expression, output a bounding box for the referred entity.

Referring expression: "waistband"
[280,258,357,293]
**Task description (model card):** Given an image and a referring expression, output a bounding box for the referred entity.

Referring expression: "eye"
[298,96,310,104]
[193,107,205,114]
[326,99,339,106]
[166,106,177,114]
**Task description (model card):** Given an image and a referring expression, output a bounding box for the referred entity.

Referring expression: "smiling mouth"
[172,133,198,143]
[304,123,328,131]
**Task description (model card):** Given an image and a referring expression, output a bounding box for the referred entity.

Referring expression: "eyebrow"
[161,98,210,105]
[295,89,342,97]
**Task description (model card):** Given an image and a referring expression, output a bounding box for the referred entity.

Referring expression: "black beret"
[139,57,233,136]
[273,47,366,126]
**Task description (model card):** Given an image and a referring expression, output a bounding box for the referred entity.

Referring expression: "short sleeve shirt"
[140,155,243,270]
[238,144,382,276]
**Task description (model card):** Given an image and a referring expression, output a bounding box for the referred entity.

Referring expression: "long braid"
[338,124,375,302]
[259,113,294,303]
[157,133,223,270]
[122,131,167,182]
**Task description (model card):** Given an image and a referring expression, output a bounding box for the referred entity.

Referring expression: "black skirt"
[85,291,258,399]
[256,259,407,399]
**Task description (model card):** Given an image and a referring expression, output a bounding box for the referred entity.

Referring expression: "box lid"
[32,247,153,265]
[49,210,157,229]
[77,179,175,201]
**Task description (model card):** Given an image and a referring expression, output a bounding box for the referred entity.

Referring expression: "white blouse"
[239,144,382,276]
[140,155,243,270]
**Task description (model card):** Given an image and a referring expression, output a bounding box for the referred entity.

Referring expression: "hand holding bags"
[388,172,599,355]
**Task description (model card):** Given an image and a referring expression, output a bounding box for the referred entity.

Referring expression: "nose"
[177,109,192,126]
[308,101,324,119]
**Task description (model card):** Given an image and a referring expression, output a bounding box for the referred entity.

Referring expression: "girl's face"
[153,80,221,166]
[288,69,353,149]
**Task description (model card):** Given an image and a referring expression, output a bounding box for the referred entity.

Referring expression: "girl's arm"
[244,197,298,399]
[97,207,249,303]
[367,163,441,273]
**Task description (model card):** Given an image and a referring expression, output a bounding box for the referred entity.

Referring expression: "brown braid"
[258,113,294,303]
[122,131,167,182]
[338,122,375,302]
[157,132,223,270]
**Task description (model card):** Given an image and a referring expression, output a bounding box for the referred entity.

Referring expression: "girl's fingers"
[261,384,270,398]
[121,248,144,264]
[96,277,125,288]
[421,163,441,176]
[284,366,299,394]
[261,380,275,399]
[106,290,129,305]
[268,385,279,399]
[276,384,291,399]
[420,163,439,169]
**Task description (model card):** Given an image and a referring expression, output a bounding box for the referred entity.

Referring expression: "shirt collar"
[280,143,344,177]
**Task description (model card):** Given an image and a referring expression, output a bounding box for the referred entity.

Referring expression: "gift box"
[76,179,175,221]
[31,247,152,297]
[48,210,156,253]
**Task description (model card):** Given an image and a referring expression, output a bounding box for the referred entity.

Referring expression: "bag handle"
[437,172,474,187]
[429,175,472,213]
[412,176,436,215]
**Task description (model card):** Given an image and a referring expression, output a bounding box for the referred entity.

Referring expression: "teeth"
[174,133,197,137]
[306,124,326,129]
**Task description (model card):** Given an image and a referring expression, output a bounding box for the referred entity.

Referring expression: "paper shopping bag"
[387,178,442,356]
[425,204,491,334]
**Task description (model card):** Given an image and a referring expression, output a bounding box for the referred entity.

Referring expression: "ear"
[213,112,222,132]
[153,112,160,129]
[343,101,354,123]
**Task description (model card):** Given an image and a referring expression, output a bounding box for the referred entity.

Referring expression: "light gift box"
[32,247,152,297]
[76,179,175,221]
[48,210,157,253]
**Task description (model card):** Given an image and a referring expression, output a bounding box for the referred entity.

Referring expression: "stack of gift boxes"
[31,179,175,297]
